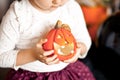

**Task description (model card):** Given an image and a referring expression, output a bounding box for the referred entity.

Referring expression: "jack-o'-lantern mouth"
[53,42,74,56]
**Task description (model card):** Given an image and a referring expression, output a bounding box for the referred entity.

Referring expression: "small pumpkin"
[43,20,77,61]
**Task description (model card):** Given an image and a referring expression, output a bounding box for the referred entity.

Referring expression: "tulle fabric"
[6,60,95,80]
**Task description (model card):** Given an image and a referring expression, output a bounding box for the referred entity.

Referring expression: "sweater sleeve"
[0,2,20,69]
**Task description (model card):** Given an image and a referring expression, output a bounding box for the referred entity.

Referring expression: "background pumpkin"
[81,5,107,41]
[43,20,77,61]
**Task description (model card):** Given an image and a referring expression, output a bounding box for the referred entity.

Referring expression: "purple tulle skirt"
[6,60,95,80]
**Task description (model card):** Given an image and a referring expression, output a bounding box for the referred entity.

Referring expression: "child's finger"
[36,39,48,53]
[45,54,58,63]
[76,42,81,48]
[43,50,54,56]
[47,58,60,65]
[37,39,47,48]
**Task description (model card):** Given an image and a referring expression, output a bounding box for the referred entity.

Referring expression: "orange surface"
[81,6,108,41]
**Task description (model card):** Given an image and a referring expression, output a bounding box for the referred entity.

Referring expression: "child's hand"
[35,39,60,65]
[63,42,82,63]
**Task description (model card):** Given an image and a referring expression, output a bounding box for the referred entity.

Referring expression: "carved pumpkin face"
[43,20,76,61]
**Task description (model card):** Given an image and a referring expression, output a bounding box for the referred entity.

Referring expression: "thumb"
[37,39,47,48]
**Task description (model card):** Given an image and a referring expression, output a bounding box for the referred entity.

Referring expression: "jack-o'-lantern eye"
[57,35,61,39]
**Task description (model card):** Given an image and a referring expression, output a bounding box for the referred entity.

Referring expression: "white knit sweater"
[0,0,91,72]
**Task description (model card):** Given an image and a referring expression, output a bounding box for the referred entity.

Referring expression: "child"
[0,0,95,80]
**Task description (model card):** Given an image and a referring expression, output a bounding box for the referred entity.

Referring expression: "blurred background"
[0,0,120,80]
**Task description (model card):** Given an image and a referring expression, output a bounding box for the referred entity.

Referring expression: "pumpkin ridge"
[43,29,57,50]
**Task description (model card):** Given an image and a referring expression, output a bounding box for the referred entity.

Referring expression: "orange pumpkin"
[81,6,107,25]
[81,5,107,41]
[43,20,77,61]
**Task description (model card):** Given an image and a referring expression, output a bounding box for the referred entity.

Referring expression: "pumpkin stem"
[55,20,62,29]
[61,24,71,31]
